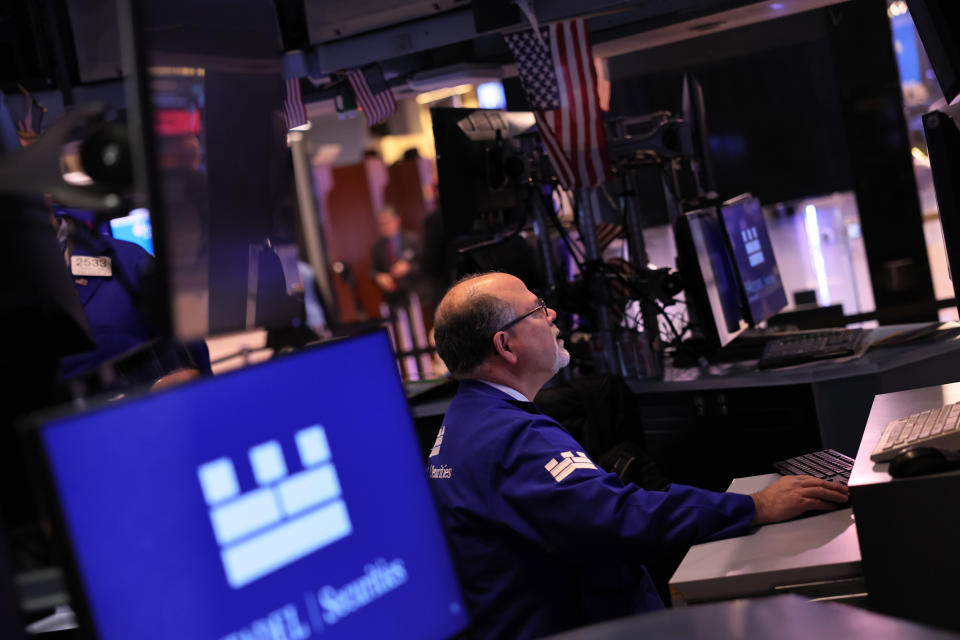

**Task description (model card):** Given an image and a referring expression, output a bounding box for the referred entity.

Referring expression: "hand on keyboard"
[749,475,850,524]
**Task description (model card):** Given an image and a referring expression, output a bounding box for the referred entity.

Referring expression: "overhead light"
[63,171,94,186]
[770,2,785,9]
[888,1,908,18]
[416,84,473,104]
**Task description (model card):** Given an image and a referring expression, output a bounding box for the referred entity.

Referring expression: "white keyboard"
[871,401,960,462]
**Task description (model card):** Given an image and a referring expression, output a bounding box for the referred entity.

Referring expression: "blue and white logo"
[741,227,765,267]
[197,425,352,588]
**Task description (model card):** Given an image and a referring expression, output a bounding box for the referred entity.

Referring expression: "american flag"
[504,19,612,190]
[346,63,397,127]
[283,77,308,129]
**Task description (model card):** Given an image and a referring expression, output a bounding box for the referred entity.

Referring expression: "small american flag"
[346,63,396,127]
[504,19,612,190]
[283,77,308,129]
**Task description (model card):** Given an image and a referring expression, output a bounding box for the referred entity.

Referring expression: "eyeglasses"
[495,298,548,334]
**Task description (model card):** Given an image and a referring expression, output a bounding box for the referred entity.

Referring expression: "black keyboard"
[758,328,869,369]
[773,449,854,485]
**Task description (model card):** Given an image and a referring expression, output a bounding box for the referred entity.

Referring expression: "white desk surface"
[669,474,861,604]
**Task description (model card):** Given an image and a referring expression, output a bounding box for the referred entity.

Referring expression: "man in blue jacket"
[428,272,849,640]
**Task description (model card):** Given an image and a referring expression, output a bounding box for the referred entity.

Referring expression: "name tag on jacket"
[71,255,113,277]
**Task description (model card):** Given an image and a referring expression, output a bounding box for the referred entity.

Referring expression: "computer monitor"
[34,330,468,640]
[109,208,154,255]
[117,0,306,340]
[674,207,749,351]
[718,195,788,325]
[681,72,716,198]
[905,0,960,104]
[923,109,960,306]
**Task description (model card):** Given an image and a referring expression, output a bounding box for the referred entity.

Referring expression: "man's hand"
[390,259,411,279]
[374,272,397,292]
[750,475,849,525]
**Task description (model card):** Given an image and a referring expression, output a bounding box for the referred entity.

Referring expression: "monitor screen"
[719,195,787,324]
[906,0,960,104]
[109,208,154,255]
[36,331,467,640]
[676,208,748,349]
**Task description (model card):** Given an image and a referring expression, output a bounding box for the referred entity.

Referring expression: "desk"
[626,324,960,488]
[669,474,861,605]
[849,382,960,631]
[542,594,960,640]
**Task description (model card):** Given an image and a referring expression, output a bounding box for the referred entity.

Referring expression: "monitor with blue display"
[109,208,154,255]
[718,195,788,325]
[35,330,467,640]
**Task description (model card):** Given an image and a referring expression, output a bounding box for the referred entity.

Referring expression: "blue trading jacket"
[428,380,756,640]
[60,227,155,380]
[59,222,211,382]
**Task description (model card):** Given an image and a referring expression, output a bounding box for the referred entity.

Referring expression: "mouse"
[888,446,960,478]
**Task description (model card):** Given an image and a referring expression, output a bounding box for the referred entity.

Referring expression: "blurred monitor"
[431,107,536,241]
[923,110,960,307]
[681,72,716,197]
[674,207,748,351]
[718,194,788,325]
[34,330,468,640]
[109,208,153,255]
[119,0,305,340]
[906,0,960,103]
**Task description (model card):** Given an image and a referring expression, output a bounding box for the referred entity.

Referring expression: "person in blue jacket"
[428,272,849,640]
[56,212,210,385]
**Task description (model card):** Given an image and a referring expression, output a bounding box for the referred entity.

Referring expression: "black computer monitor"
[34,330,468,640]
[432,107,537,241]
[718,194,788,325]
[118,0,306,340]
[675,207,749,351]
[923,110,960,306]
[906,0,960,104]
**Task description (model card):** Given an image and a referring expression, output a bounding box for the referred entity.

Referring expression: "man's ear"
[492,331,519,366]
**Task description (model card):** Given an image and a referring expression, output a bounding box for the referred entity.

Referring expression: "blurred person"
[371,205,424,308]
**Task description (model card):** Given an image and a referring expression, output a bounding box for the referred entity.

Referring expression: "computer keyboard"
[773,449,854,485]
[870,400,960,462]
[758,328,869,370]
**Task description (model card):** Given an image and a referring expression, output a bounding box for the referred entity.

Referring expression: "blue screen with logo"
[719,196,788,324]
[39,331,467,640]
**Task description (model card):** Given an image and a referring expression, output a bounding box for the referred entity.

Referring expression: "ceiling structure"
[301,0,852,89]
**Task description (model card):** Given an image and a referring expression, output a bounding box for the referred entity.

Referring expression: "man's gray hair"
[433,276,513,376]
